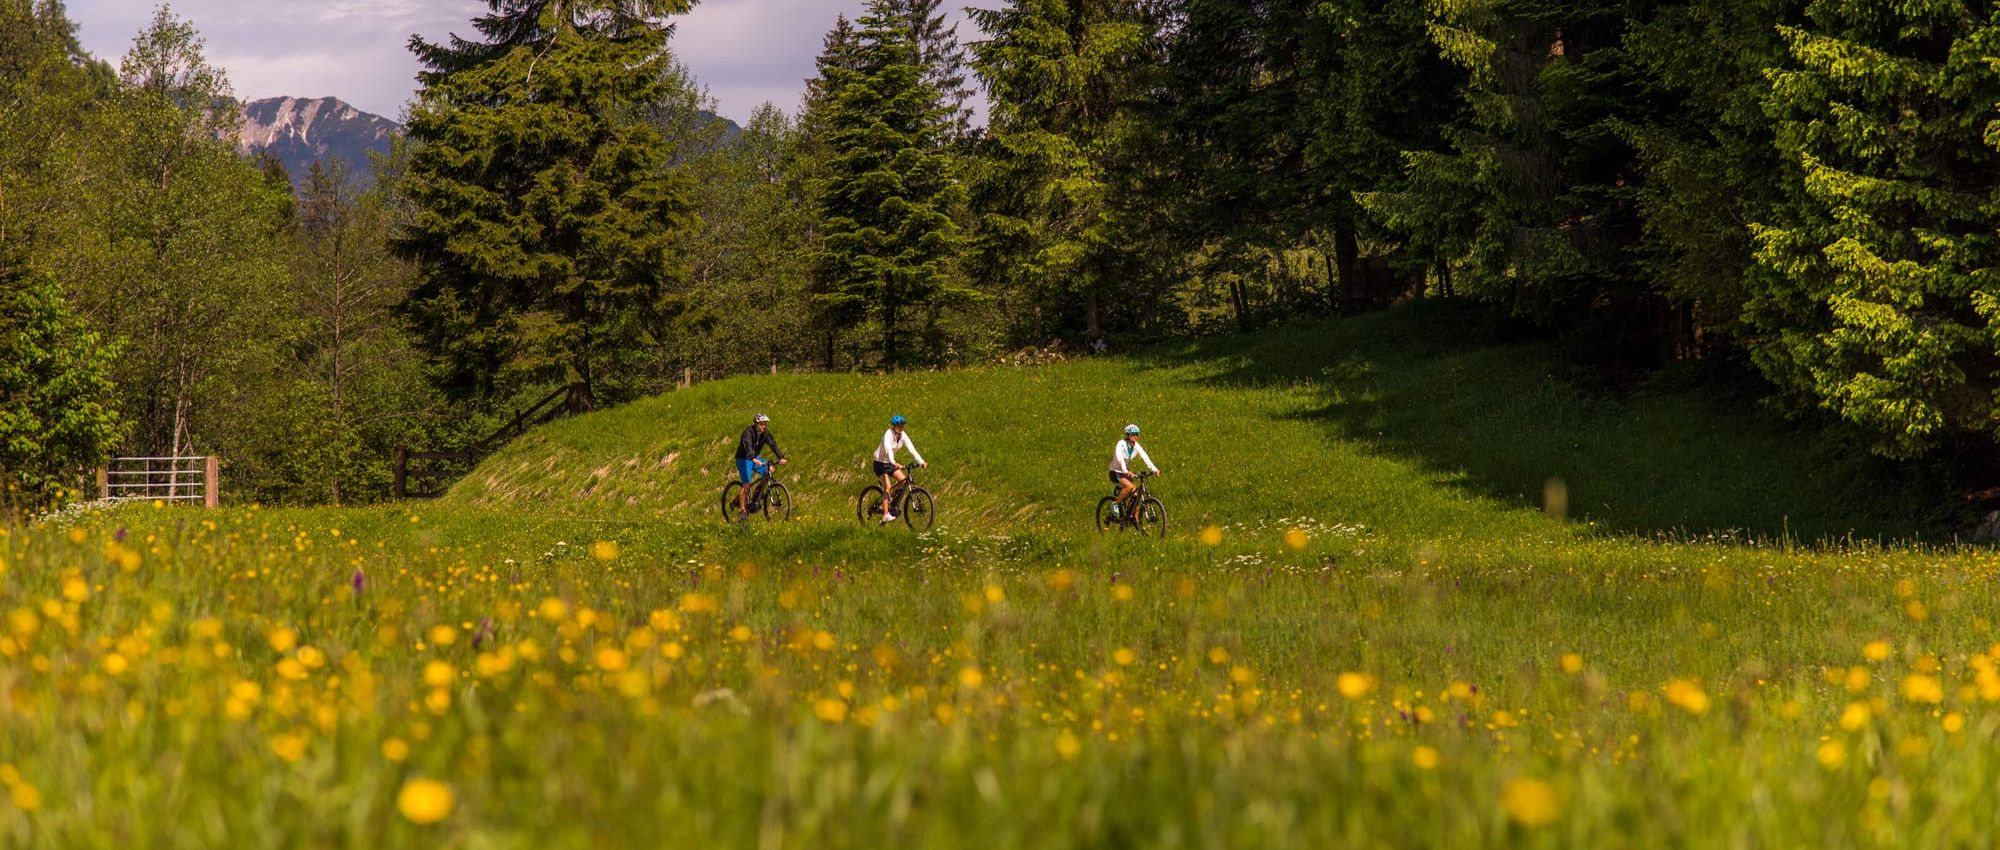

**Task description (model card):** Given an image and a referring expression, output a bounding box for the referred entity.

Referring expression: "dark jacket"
[735,425,783,461]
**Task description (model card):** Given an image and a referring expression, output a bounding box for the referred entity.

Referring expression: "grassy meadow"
[4,304,1999,847]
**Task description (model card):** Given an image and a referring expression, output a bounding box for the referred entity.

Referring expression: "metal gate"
[98,456,219,506]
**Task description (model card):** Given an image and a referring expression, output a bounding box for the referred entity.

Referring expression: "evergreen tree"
[809,1,969,369]
[795,16,861,367]
[969,0,1160,339]
[892,0,976,139]
[1748,1,2000,457]
[0,236,122,515]
[1623,0,1804,352]
[1387,0,1661,355]
[397,0,698,411]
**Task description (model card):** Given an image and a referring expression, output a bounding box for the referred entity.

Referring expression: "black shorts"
[1110,470,1133,485]
[873,461,898,476]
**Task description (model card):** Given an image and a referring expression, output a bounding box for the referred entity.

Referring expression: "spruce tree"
[1623,0,1804,346]
[892,0,976,139]
[1385,0,1660,354]
[809,0,968,369]
[397,0,698,411]
[794,16,861,368]
[970,0,1159,339]
[1748,1,2000,456]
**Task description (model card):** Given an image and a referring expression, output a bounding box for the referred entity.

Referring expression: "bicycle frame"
[1115,472,1155,524]
[742,461,777,504]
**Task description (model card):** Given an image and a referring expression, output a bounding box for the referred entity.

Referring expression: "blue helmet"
[1125,424,1141,435]
[890,415,907,427]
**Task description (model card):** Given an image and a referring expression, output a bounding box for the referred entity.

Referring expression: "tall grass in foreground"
[0,307,1988,847]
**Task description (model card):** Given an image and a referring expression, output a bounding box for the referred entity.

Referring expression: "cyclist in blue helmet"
[1109,423,1159,513]
[873,414,926,522]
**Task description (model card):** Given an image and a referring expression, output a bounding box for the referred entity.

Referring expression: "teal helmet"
[890,415,907,427]
[1125,424,1141,435]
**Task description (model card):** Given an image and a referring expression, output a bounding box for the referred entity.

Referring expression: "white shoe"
[881,513,896,523]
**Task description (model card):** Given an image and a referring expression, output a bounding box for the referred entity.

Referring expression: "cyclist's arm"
[904,434,926,467]
[1136,444,1159,474]
[765,431,785,461]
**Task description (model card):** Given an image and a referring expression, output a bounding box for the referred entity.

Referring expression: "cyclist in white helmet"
[733,413,787,520]
[1109,423,1159,513]
[874,414,926,522]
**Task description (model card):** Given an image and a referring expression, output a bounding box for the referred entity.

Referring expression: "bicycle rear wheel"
[903,488,935,530]
[720,482,744,523]
[763,482,792,521]
[856,486,885,527]
[1095,496,1120,533]
[1138,497,1166,538]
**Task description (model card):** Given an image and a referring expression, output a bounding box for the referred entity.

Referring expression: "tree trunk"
[1229,278,1250,332]
[883,299,899,371]
[1333,226,1359,313]
[1085,289,1101,340]
[1325,252,1338,312]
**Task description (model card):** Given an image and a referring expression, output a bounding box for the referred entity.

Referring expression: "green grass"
[1,303,1993,848]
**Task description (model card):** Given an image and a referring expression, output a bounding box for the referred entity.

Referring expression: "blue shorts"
[736,458,768,484]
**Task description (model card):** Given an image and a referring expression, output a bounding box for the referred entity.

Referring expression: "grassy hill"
[3,303,1994,848]
[455,299,1958,544]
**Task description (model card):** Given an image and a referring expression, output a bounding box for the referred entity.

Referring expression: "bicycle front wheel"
[903,488,935,530]
[1139,497,1167,538]
[763,482,792,521]
[720,482,744,523]
[857,486,885,527]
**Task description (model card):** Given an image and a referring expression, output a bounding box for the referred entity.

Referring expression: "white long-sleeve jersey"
[1110,439,1158,475]
[874,429,925,466]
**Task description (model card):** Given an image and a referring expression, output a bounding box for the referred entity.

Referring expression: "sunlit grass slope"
[2,303,1993,849]
[454,299,1955,544]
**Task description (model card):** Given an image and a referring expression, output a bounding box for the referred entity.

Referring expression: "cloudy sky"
[65,1,986,124]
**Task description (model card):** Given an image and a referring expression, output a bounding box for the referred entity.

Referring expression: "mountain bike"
[1096,471,1164,537]
[857,465,935,530]
[720,459,791,522]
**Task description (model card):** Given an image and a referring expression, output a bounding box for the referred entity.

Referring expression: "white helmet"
[1124,424,1141,435]
[754,413,770,423]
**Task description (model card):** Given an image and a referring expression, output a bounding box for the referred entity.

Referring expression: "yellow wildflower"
[396,778,455,825]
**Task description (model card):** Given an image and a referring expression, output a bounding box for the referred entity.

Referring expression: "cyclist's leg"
[873,461,895,516]
[736,459,755,514]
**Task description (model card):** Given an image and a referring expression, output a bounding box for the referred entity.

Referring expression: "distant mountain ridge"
[234,96,745,192]
[235,96,399,189]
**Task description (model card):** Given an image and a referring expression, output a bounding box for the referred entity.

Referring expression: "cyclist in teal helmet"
[873,414,926,523]
[1109,423,1159,513]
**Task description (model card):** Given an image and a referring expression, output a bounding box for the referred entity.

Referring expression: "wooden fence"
[98,456,219,507]
[391,385,568,500]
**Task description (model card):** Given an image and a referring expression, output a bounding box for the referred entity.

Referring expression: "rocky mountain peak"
[236,96,400,189]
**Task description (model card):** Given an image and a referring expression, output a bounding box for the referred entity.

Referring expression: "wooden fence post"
[96,468,108,500]
[393,446,409,500]
[204,456,220,508]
